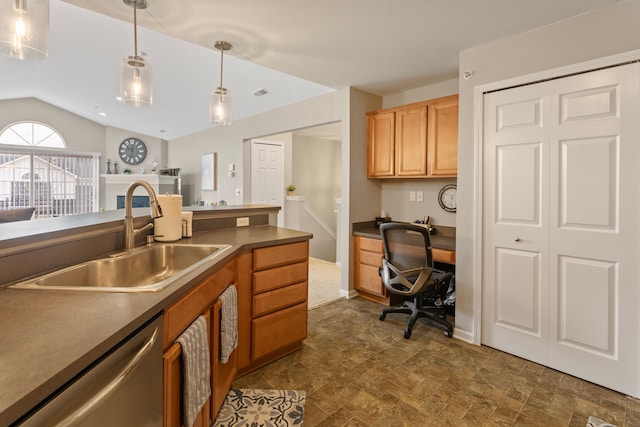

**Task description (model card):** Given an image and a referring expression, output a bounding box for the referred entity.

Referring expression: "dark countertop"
[0,225,311,427]
[352,221,456,251]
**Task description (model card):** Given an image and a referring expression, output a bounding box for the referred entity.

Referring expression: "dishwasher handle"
[54,327,160,427]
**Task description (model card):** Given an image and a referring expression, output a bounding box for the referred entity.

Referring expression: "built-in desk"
[352,221,455,305]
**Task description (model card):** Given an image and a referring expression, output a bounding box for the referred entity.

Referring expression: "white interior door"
[482,62,640,397]
[251,140,284,226]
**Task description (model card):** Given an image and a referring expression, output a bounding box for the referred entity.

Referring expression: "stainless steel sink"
[10,244,231,293]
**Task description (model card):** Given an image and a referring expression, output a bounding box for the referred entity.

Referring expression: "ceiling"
[0,0,618,140]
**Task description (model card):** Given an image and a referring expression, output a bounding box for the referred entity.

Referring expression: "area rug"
[214,389,305,427]
[587,416,617,427]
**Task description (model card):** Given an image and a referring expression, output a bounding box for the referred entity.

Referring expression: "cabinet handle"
[514,237,521,242]
[54,327,159,427]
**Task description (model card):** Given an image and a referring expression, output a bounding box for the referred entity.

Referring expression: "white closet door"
[482,63,640,397]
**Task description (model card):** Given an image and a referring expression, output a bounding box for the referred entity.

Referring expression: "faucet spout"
[123,180,163,250]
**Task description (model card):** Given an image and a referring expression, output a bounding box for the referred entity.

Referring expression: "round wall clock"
[118,137,147,165]
[438,184,457,213]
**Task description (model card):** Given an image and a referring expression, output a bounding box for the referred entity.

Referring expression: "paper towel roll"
[154,195,183,241]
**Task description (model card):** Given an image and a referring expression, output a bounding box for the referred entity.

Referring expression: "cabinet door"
[353,237,385,297]
[211,300,237,420]
[163,310,211,427]
[367,111,395,177]
[356,263,386,297]
[396,105,428,176]
[428,95,458,176]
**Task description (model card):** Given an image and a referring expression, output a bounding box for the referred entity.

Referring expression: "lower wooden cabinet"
[162,259,237,427]
[211,299,237,418]
[163,310,211,427]
[162,240,311,425]
[354,234,456,306]
[241,241,309,373]
[354,236,395,304]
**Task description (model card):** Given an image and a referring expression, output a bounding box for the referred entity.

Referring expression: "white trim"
[471,48,640,346]
[341,289,359,299]
[453,327,474,344]
[0,144,101,157]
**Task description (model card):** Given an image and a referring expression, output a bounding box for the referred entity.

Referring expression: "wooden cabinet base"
[356,289,403,306]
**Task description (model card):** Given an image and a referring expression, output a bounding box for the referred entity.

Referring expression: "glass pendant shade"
[210,87,232,125]
[0,0,49,61]
[120,55,153,107]
[210,40,232,125]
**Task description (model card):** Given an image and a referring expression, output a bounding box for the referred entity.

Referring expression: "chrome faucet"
[123,180,163,250]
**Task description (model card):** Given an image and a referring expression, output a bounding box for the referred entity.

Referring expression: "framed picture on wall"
[202,152,217,191]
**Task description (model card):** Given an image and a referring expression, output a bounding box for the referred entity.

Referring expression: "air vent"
[252,88,270,97]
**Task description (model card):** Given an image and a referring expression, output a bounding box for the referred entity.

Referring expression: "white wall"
[169,88,381,294]
[170,90,346,207]
[0,97,106,206]
[0,98,166,211]
[104,126,167,177]
[292,134,341,231]
[456,0,640,339]
[383,78,458,109]
[380,179,456,226]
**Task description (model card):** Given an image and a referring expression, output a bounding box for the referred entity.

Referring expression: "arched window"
[0,121,98,218]
[0,122,65,148]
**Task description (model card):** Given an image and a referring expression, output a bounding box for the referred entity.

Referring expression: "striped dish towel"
[219,285,238,364]
[176,315,211,427]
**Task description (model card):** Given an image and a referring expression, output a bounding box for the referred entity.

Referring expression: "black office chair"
[378,222,453,339]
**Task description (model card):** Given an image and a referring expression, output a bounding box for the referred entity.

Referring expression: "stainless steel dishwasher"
[20,314,163,427]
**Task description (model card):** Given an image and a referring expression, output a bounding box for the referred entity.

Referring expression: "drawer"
[253,241,309,270]
[253,281,307,317]
[433,248,456,264]
[359,237,383,253]
[252,302,307,360]
[253,261,308,293]
[359,250,383,267]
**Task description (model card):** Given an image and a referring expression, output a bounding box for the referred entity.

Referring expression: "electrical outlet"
[416,191,424,202]
[409,191,416,201]
[236,217,249,227]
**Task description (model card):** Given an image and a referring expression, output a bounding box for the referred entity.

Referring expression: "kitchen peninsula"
[0,205,311,426]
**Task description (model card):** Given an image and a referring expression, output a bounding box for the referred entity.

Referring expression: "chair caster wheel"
[379,313,386,321]
[444,329,452,338]
[403,329,411,339]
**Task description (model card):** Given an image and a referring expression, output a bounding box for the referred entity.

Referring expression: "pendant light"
[0,0,49,61]
[210,41,232,125]
[119,0,152,107]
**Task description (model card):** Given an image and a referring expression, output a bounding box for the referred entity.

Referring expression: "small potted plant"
[123,168,132,175]
[286,184,296,196]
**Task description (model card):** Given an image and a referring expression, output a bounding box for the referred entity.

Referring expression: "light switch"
[409,191,416,201]
[416,191,424,202]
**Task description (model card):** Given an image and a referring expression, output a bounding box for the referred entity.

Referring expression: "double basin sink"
[11,243,231,293]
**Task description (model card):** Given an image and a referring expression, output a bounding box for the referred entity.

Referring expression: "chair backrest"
[379,222,433,271]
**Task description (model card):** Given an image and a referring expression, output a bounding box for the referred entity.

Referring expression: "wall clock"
[438,184,457,213]
[119,137,147,165]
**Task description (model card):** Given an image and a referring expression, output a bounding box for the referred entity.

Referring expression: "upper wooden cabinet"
[367,94,459,178]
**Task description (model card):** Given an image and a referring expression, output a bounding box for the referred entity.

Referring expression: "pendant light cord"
[219,45,224,88]
[133,1,138,57]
